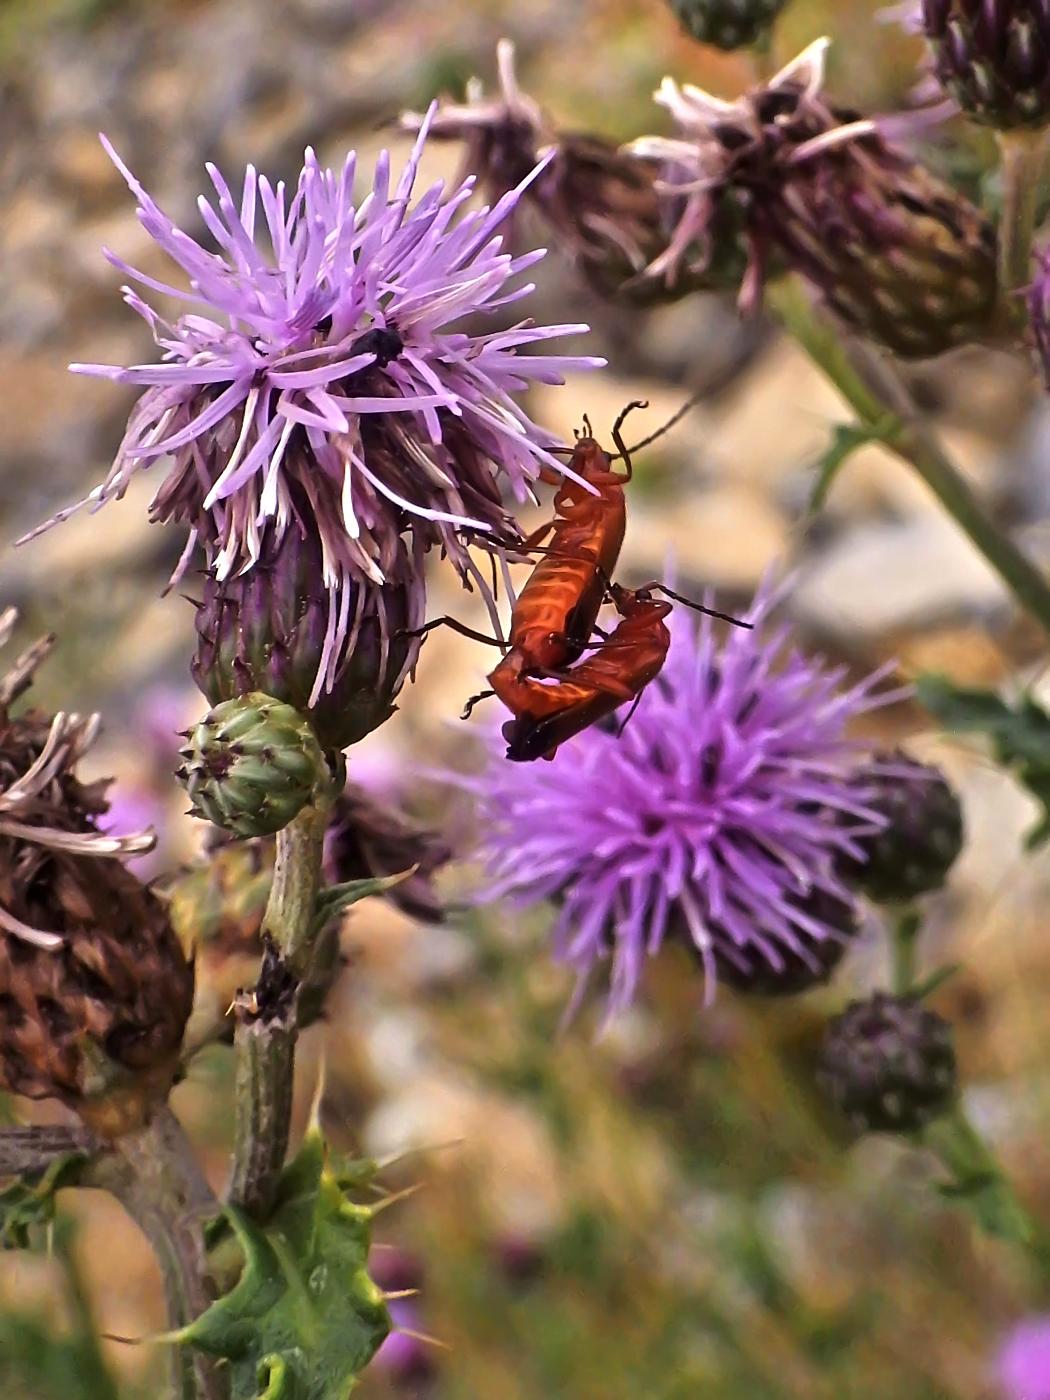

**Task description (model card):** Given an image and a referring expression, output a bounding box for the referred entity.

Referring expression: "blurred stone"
[624,484,789,588]
[792,513,1009,639]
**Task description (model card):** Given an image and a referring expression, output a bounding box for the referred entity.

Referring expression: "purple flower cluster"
[997,1315,1050,1400]
[460,581,899,1017]
[24,114,601,696]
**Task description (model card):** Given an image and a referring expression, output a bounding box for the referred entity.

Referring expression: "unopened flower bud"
[922,0,1050,129]
[840,752,964,903]
[192,526,422,753]
[179,693,326,838]
[818,992,957,1133]
[667,0,788,50]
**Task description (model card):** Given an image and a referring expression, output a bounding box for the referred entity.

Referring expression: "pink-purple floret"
[461,581,901,1017]
[27,111,601,633]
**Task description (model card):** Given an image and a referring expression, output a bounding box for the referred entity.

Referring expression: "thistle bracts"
[839,752,964,903]
[633,39,1000,357]
[192,523,422,750]
[710,889,858,995]
[922,0,1050,129]
[818,992,957,1133]
[402,40,746,303]
[179,693,327,838]
[667,0,789,51]
[0,610,192,1131]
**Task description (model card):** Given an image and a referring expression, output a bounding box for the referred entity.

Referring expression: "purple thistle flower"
[996,1315,1050,1400]
[457,581,901,1018]
[22,115,602,692]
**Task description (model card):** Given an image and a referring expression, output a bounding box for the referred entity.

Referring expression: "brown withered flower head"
[0,610,193,1133]
[631,38,999,357]
[401,40,746,303]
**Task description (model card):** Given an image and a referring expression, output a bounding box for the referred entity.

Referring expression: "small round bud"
[179,693,326,839]
[818,992,957,1134]
[667,0,787,50]
[922,0,1050,130]
[840,752,964,904]
[711,888,858,996]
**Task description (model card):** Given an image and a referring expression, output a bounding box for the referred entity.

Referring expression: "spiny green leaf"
[173,1128,389,1398]
[918,675,1050,847]
[808,417,900,512]
[311,869,413,934]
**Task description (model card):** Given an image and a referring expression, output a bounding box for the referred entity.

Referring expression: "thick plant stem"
[87,1106,224,1400]
[997,129,1049,295]
[0,1124,95,1176]
[227,790,333,1220]
[772,279,1050,639]
[921,1100,1036,1246]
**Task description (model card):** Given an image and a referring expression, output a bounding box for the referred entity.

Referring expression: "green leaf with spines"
[310,869,413,938]
[918,675,1050,848]
[171,1128,389,1398]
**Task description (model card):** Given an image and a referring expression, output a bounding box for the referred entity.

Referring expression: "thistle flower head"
[666,0,789,51]
[403,41,744,303]
[0,611,192,1129]
[997,1316,1050,1400]
[458,581,900,1018]
[632,38,999,356]
[24,118,601,696]
[920,0,1050,128]
[0,609,154,951]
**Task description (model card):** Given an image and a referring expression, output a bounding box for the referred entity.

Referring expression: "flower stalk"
[920,1100,1037,1247]
[997,129,1050,297]
[227,780,335,1221]
[85,1106,225,1400]
[770,278,1050,639]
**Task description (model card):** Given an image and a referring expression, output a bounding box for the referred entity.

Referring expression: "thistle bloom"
[458,582,899,1017]
[22,116,601,699]
[920,0,1050,129]
[997,1316,1050,1400]
[402,41,744,302]
[631,38,999,357]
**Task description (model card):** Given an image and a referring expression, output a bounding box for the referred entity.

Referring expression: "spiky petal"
[22,118,603,692]
[454,580,901,1018]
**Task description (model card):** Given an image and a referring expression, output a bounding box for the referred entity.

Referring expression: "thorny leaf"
[918,676,1050,847]
[172,1128,389,1398]
[309,868,414,938]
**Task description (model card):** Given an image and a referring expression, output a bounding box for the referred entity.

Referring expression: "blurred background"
[2,0,1050,1395]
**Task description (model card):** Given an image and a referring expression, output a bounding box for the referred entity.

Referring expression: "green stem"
[227,789,333,1220]
[890,907,922,997]
[997,129,1049,297]
[772,279,1050,639]
[920,1099,1037,1247]
[86,1106,225,1400]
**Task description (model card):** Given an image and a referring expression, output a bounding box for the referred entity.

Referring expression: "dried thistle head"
[402,40,747,304]
[0,610,193,1134]
[632,38,999,357]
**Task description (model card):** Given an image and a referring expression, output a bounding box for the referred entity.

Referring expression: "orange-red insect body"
[494,585,672,762]
[495,434,628,678]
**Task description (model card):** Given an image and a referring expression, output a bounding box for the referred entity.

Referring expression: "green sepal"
[0,1152,85,1251]
[309,868,414,938]
[170,1128,389,1398]
[917,675,1050,847]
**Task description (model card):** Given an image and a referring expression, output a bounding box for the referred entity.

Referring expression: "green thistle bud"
[841,752,964,903]
[192,525,422,753]
[667,0,788,51]
[922,0,1050,129]
[179,693,326,839]
[818,992,957,1134]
